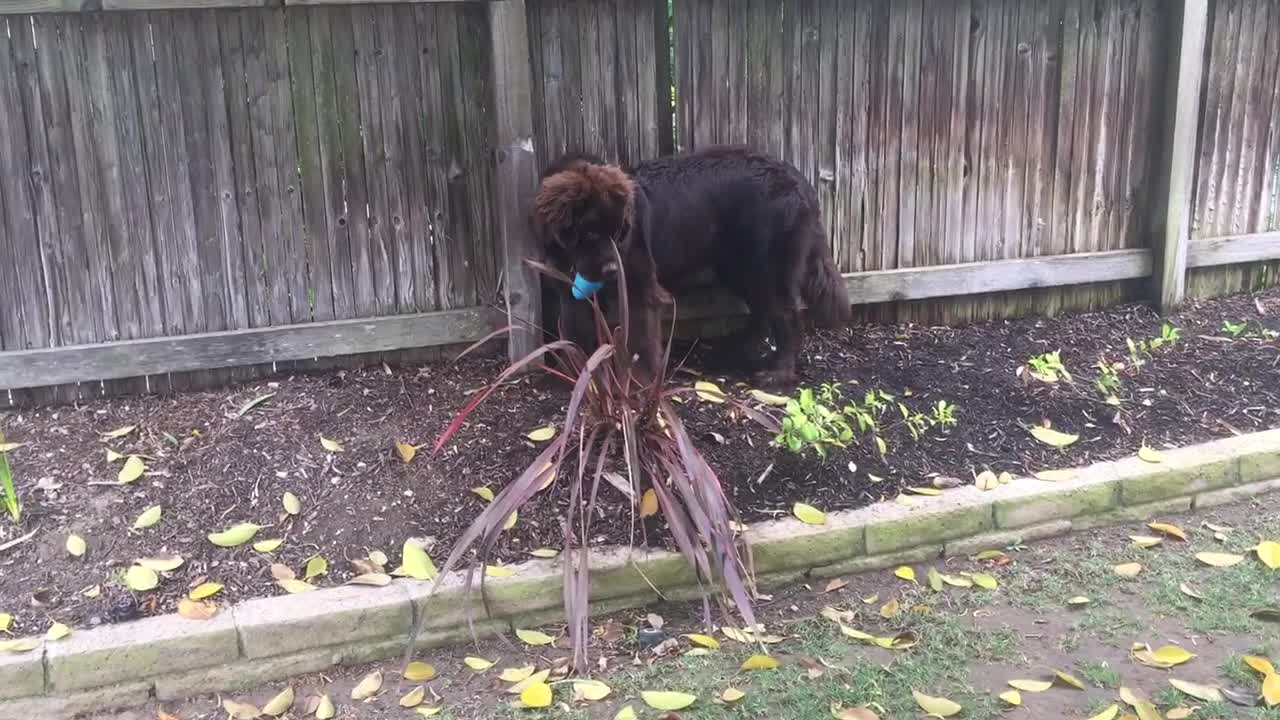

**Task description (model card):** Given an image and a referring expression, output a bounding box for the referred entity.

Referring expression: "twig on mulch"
[0,528,36,553]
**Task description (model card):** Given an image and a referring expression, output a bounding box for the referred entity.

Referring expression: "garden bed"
[0,288,1277,636]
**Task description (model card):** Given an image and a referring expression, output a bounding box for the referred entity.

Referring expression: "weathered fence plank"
[1152,0,1208,311]
[0,307,502,391]
[490,0,543,363]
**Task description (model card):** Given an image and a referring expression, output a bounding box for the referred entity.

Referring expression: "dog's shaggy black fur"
[531,146,850,385]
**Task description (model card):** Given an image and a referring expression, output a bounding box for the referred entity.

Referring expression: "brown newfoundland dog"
[531,145,850,386]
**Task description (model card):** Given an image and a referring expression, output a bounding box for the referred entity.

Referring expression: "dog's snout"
[602,261,619,275]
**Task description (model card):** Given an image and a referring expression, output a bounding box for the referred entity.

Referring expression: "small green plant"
[1025,350,1071,383]
[777,387,855,459]
[0,432,19,524]
[1223,319,1248,338]
[773,385,955,458]
[932,400,958,429]
[1150,321,1182,350]
[1126,322,1181,366]
[1094,358,1124,402]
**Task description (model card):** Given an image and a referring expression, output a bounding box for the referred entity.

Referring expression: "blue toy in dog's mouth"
[571,273,605,300]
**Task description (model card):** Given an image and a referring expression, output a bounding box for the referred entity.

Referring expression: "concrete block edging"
[2,428,1278,719]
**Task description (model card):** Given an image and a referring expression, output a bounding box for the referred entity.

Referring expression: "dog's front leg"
[623,282,670,382]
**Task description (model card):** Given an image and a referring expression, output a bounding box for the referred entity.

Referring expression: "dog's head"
[532,155,636,288]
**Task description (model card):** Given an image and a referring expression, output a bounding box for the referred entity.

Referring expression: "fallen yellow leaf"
[684,633,720,650]
[1148,522,1187,540]
[207,523,262,548]
[350,670,382,700]
[404,662,436,681]
[526,426,557,442]
[1196,552,1244,567]
[189,582,223,600]
[998,689,1021,706]
[124,565,159,592]
[470,486,495,502]
[740,654,781,670]
[1029,425,1079,448]
[315,694,335,720]
[132,505,162,530]
[749,389,790,406]
[972,573,998,590]
[1245,656,1277,675]
[1130,535,1164,549]
[1264,672,1280,707]
[1008,679,1052,692]
[282,492,302,516]
[463,657,494,671]
[262,686,294,717]
[640,489,659,518]
[1138,446,1165,464]
[65,534,86,558]
[320,437,344,453]
[277,579,316,594]
[1257,541,1280,570]
[894,566,916,583]
[1054,670,1085,690]
[253,538,284,553]
[1148,645,1195,667]
[1168,678,1224,703]
[46,623,70,641]
[916,568,939,594]
[399,686,425,708]
[694,380,726,403]
[515,628,555,646]
[485,564,515,578]
[574,680,611,701]
[793,502,826,525]
[1033,469,1076,482]
[118,456,146,484]
[304,555,328,580]
[402,540,438,581]
[721,687,746,703]
[912,690,961,717]
[137,556,184,573]
[641,691,697,710]
[100,424,137,440]
[396,442,418,464]
[613,706,638,720]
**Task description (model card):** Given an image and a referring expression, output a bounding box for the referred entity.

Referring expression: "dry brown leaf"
[176,598,218,621]
[1114,562,1143,578]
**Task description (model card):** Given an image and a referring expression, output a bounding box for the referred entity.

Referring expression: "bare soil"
[0,288,1277,635]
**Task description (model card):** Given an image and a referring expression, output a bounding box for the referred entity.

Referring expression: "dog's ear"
[587,164,635,226]
[532,171,585,248]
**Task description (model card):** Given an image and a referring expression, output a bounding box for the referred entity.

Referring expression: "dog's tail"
[802,233,852,328]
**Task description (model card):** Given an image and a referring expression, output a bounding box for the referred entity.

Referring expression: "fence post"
[1152,0,1209,313]
[489,0,543,365]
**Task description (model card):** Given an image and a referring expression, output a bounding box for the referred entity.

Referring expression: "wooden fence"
[0,0,1277,407]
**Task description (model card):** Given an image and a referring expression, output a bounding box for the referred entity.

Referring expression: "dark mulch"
[0,288,1277,636]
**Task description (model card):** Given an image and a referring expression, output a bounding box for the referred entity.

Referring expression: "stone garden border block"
[45,612,238,693]
[0,645,43,701]
[4,428,1279,719]
[234,582,413,659]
